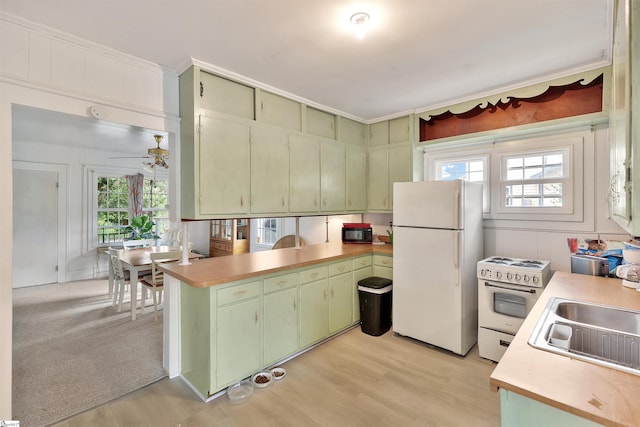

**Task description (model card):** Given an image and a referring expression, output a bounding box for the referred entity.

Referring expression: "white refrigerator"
[392,180,483,356]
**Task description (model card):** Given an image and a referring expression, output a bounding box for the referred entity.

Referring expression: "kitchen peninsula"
[490,272,640,426]
[159,242,392,400]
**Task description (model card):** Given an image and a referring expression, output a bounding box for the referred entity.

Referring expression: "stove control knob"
[480,269,486,277]
[495,271,502,279]
[523,275,530,283]
[532,276,539,284]
[506,272,512,280]
[515,273,521,281]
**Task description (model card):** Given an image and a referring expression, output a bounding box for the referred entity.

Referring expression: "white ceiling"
[1,0,614,122]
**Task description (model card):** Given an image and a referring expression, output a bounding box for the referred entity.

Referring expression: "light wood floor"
[53,327,500,427]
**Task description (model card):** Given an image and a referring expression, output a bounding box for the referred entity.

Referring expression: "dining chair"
[107,248,131,312]
[140,250,182,321]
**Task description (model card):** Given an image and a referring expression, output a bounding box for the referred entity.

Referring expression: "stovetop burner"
[477,256,552,287]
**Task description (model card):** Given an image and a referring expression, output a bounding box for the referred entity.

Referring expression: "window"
[96,176,168,244]
[432,155,490,212]
[255,218,280,246]
[498,148,572,214]
[424,129,587,225]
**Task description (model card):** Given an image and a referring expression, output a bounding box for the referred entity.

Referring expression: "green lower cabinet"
[329,272,353,333]
[500,389,602,427]
[263,287,298,365]
[216,296,261,388]
[299,279,329,347]
[352,263,373,323]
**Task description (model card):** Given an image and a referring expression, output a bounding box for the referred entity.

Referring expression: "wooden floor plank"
[53,328,500,427]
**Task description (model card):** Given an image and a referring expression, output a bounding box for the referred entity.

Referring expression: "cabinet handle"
[255,310,258,324]
[323,289,327,300]
[338,266,345,272]
[314,198,318,207]
[200,82,203,97]
[282,197,285,207]
[331,288,334,297]
[277,280,286,287]
[293,299,297,310]
[323,198,326,207]
[311,272,318,279]
[240,196,244,207]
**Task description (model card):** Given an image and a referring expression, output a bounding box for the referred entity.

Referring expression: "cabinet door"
[264,287,298,365]
[388,145,412,210]
[199,116,250,215]
[321,140,346,212]
[250,126,290,213]
[216,297,261,387]
[260,91,301,131]
[200,71,254,119]
[340,117,365,145]
[329,273,353,333]
[369,121,389,147]
[353,265,373,323]
[368,149,389,210]
[307,107,336,139]
[346,145,367,211]
[289,134,320,212]
[389,116,411,144]
[299,279,329,348]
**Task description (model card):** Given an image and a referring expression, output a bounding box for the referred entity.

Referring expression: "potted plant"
[124,215,159,240]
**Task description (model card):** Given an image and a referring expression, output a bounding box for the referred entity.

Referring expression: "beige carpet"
[12,279,165,427]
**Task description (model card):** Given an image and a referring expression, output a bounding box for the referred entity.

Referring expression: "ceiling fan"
[109,134,169,170]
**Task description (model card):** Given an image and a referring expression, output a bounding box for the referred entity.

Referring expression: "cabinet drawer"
[264,272,298,293]
[352,256,372,270]
[299,266,328,284]
[214,241,231,251]
[373,255,393,267]
[329,260,352,276]
[217,281,261,306]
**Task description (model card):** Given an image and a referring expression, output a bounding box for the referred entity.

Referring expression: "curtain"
[126,173,144,219]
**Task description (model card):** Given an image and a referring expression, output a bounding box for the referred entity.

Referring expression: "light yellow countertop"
[490,271,640,427]
[158,242,393,288]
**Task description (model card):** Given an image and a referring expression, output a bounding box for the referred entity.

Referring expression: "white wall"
[0,14,180,418]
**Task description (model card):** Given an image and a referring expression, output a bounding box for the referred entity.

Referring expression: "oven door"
[478,279,541,334]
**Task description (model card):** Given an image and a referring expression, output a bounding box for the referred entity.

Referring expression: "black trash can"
[358,276,392,336]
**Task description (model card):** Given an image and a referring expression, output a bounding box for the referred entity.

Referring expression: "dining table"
[108,246,202,320]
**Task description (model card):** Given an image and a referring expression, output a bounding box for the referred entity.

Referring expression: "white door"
[12,168,58,287]
[392,226,464,354]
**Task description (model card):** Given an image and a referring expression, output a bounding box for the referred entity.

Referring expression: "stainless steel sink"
[528,297,640,375]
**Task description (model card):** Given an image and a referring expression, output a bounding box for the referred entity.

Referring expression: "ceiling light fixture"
[350,12,370,40]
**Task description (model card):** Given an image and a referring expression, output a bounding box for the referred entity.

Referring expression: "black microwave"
[342,223,373,244]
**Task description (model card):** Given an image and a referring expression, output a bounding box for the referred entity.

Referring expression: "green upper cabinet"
[307,107,336,139]
[339,117,366,146]
[197,115,251,216]
[289,134,321,213]
[389,116,411,144]
[250,127,290,214]
[346,145,367,211]
[369,121,389,147]
[258,90,302,131]
[200,71,255,120]
[320,140,346,212]
[367,115,413,212]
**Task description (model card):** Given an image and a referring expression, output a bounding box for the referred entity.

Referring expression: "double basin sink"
[528,297,640,375]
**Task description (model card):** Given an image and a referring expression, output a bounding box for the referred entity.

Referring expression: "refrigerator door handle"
[454,189,460,228]
[453,231,460,286]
